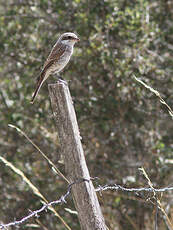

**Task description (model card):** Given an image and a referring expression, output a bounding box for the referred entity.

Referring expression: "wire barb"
[0,182,172,229]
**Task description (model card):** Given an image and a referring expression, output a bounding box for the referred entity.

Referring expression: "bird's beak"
[75,37,80,42]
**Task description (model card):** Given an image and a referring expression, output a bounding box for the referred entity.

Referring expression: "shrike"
[31,32,79,103]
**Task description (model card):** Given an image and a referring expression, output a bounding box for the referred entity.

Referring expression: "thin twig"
[140,167,173,230]
[0,179,87,229]
[0,177,172,229]
[8,124,69,184]
[0,156,71,230]
[133,75,173,118]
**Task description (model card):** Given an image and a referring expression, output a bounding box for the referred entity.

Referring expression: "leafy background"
[0,0,173,229]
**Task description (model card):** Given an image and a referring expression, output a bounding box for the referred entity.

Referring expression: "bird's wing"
[31,43,66,104]
[31,59,56,104]
[35,43,66,85]
[43,42,66,68]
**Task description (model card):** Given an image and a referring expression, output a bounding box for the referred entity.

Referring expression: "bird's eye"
[67,36,71,39]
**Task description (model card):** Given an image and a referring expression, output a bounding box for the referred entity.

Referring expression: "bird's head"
[59,32,80,46]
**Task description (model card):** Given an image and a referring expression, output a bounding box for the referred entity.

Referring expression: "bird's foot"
[57,78,68,85]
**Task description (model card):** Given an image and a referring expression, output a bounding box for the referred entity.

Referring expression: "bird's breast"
[54,46,73,72]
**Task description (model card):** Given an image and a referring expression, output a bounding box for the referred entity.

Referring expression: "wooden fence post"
[48,82,107,230]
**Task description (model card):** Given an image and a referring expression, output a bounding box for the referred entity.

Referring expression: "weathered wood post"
[48,82,106,230]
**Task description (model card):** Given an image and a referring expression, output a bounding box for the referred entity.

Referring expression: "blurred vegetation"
[0,0,173,229]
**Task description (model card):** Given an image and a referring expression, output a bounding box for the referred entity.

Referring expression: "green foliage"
[0,0,173,229]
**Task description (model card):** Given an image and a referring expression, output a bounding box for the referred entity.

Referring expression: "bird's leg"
[58,78,68,85]
[55,73,68,85]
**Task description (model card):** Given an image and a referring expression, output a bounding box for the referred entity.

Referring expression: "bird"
[30,32,80,104]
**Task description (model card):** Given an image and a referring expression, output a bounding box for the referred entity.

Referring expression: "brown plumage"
[30,32,79,104]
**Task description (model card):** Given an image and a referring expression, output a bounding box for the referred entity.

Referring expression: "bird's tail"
[30,74,45,104]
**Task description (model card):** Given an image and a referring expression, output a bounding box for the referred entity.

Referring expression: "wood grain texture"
[48,82,106,230]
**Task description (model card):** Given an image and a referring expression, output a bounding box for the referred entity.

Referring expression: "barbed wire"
[95,184,173,193]
[0,179,172,229]
[0,178,88,229]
